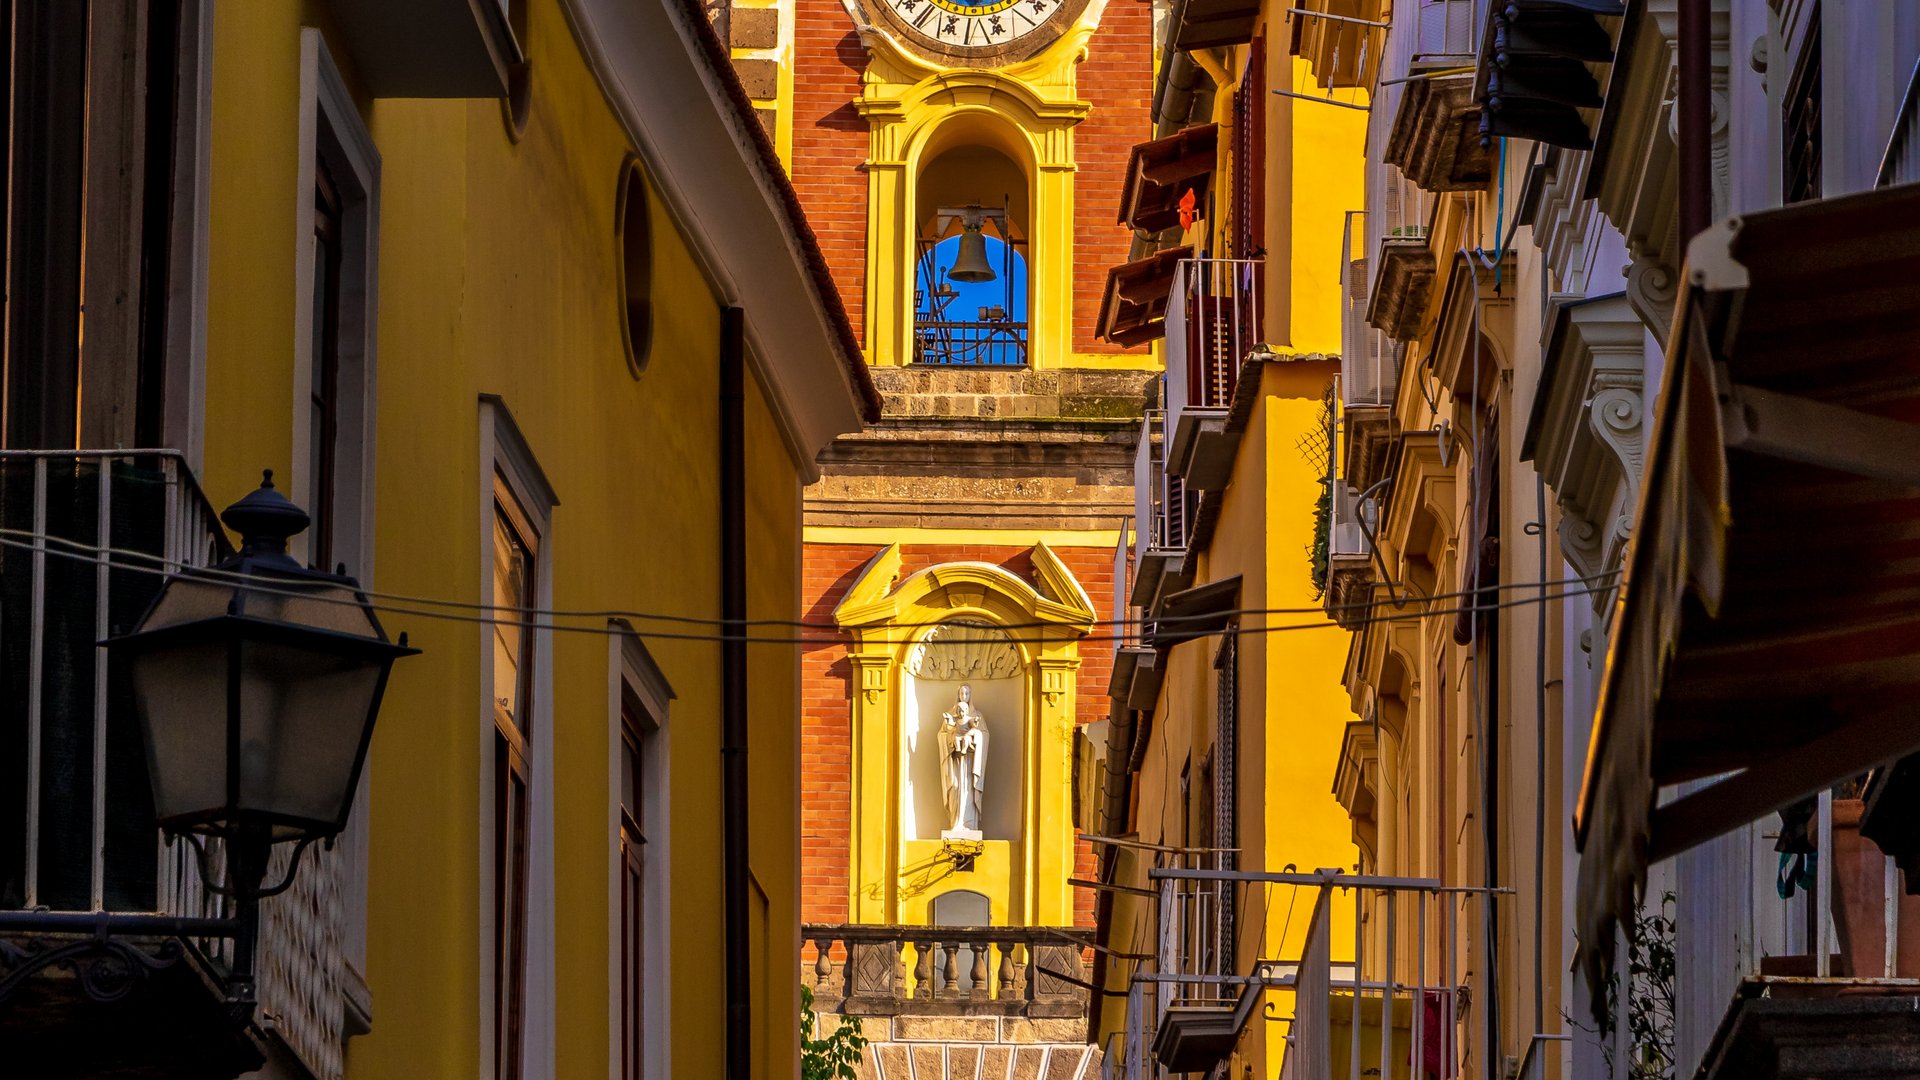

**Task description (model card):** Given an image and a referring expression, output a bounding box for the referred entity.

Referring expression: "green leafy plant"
[1571,893,1676,1080]
[801,983,869,1080]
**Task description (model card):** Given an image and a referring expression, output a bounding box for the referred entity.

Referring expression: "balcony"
[1382,0,1492,191]
[0,451,353,1078]
[1341,213,1401,411]
[802,924,1091,1019]
[1135,866,1502,1079]
[1129,410,1196,621]
[1165,258,1260,492]
[1325,482,1375,629]
[1107,521,1159,711]
[1288,1,1389,90]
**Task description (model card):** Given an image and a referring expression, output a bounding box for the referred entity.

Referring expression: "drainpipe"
[1085,704,1139,1045]
[720,306,750,1080]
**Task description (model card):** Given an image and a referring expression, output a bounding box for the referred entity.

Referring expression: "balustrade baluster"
[970,942,989,1001]
[942,941,961,997]
[1013,942,1030,1000]
[813,936,833,996]
[914,939,934,1001]
[998,943,1015,1000]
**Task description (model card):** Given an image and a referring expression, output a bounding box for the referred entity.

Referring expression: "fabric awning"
[1097,245,1194,347]
[1574,181,1920,1011]
[1119,124,1218,234]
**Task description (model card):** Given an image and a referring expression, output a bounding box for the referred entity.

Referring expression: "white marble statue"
[937,685,989,838]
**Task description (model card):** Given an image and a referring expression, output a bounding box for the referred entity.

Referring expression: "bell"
[948,222,997,284]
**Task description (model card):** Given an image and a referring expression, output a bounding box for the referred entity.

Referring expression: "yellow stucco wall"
[201,2,809,1077]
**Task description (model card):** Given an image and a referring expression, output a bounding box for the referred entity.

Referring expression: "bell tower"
[765,0,1154,945]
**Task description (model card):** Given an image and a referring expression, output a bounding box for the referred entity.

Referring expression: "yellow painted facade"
[1089,3,1370,1073]
[189,1,868,1076]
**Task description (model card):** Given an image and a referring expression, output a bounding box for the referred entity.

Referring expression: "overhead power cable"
[0,529,1614,648]
[0,525,1616,636]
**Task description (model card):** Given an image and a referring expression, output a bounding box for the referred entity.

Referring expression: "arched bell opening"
[913,140,1032,366]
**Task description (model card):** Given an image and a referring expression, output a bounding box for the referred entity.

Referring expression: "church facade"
[759,0,1158,935]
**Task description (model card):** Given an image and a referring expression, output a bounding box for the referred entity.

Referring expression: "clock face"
[873,0,1086,63]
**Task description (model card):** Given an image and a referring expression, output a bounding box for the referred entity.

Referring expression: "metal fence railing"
[0,450,350,1079]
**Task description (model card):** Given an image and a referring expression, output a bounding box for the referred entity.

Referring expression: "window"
[617,159,654,376]
[612,627,672,1080]
[309,162,344,570]
[491,474,537,1080]
[619,688,648,1080]
[295,29,379,576]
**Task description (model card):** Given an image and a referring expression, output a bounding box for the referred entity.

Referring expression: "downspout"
[720,305,750,1080]
[1086,703,1139,1045]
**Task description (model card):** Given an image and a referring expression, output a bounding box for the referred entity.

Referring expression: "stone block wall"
[819,1013,1102,1080]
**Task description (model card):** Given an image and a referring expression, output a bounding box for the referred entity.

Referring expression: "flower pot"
[1829,797,1920,977]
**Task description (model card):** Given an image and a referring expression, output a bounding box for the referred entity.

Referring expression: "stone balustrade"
[802,924,1091,1019]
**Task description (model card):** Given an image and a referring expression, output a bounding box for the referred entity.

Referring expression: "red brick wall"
[1072,0,1157,355]
[791,0,872,343]
[801,542,1118,928]
[787,0,1157,359]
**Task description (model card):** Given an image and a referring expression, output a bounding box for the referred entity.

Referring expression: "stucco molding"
[1523,293,1645,603]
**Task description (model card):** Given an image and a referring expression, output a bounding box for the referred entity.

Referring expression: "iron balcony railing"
[1341,212,1401,409]
[1408,0,1480,66]
[1133,867,1507,1080]
[1134,409,1195,560]
[1165,259,1260,430]
[1113,518,1143,652]
[913,318,1030,367]
[0,450,351,1080]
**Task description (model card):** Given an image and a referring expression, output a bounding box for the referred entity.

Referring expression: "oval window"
[617,158,654,376]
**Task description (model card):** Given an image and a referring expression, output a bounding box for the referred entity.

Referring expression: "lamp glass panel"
[129,642,231,825]
[238,580,380,637]
[142,577,237,631]
[235,638,383,835]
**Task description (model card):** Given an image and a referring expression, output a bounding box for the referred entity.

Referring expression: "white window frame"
[608,622,674,1080]
[293,26,384,1033]
[293,27,380,577]
[479,396,560,1080]
[162,0,215,468]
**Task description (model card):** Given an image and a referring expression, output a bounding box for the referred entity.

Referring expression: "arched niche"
[901,620,1026,840]
[834,544,1094,926]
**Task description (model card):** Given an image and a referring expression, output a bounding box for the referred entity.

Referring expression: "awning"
[1152,575,1241,648]
[1097,245,1194,347]
[1119,124,1218,234]
[1171,0,1258,50]
[1574,181,1920,1010]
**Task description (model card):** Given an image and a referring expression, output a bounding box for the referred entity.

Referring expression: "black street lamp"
[0,470,416,1012]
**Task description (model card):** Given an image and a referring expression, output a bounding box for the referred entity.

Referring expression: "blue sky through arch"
[916,234,1029,325]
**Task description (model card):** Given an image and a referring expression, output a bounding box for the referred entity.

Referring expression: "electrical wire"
[0,525,1616,637]
[0,528,1615,648]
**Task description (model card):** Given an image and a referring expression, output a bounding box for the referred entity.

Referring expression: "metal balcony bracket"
[1719,378,1920,490]
[0,911,237,1007]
